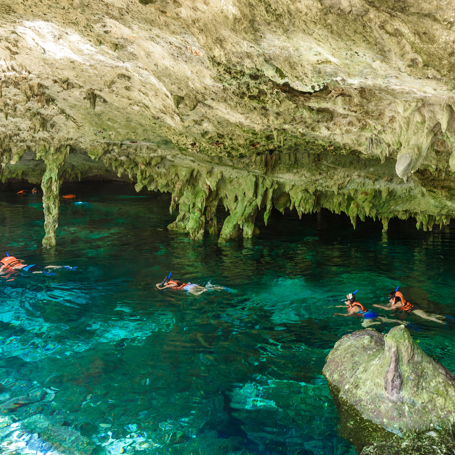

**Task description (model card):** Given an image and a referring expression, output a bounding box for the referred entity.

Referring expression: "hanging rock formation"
[37,144,69,247]
[1,0,455,244]
[323,326,455,454]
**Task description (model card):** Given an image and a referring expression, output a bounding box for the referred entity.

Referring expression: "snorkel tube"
[161,272,172,286]
[395,286,400,292]
[5,253,9,257]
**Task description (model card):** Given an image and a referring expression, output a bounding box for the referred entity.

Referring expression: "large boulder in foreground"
[323,326,455,454]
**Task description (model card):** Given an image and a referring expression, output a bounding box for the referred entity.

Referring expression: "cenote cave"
[1,0,455,453]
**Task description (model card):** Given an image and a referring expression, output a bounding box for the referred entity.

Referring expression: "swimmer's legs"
[413,309,445,324]
[206,285,226,291]
[378,316,409,325]
[188,285,208,296]
[362,317,408,328]
[361,319,382,328]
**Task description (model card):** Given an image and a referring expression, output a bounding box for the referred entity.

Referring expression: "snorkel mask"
[161,272,172,286]
[345,290,358,303]
[388,286,399,300]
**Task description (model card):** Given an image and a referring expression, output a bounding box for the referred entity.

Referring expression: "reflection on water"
[0,182,455,454]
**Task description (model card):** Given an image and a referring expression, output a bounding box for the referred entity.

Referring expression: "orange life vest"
[394,291,413,312]
[166,280,187,290]
[347,300,367,313]
[0,256,22,268]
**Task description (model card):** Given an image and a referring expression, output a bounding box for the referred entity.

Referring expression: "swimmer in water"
[334,291,407,327]
[373,288,445,324]
[334,292,367,317]
[0,253,76,280]
[156,273,227,296]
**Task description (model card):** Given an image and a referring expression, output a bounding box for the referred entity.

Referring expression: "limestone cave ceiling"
[1,0,455,245]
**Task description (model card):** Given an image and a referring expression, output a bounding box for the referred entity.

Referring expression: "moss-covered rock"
[323,326,455,453]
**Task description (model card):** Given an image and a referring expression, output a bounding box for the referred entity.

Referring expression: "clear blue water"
[1,182,455,454]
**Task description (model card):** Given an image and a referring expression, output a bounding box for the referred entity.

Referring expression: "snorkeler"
[0,253,76,280]
[334,290,407,327]
[17,188,39,195]
[334,291,368,317]
[156,273,228,296]
[373,287,445,324]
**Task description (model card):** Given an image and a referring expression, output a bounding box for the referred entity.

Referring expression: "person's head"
[345,293,355,304]
[388,291,396,302]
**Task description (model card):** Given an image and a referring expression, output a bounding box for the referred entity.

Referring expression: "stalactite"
[24,140,455,245]
[168,185,209,240]
[37,144,69,248]
[218,197,258,244]
[348,200,358,229]
[381,217,389,233]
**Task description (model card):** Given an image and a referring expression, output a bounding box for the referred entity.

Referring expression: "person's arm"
[373,304,393,310]
[156,282,177,290]
[391,301,403,310]
[334,307,361,317]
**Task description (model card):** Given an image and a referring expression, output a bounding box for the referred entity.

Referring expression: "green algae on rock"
[323,326,455,454]
[328,383,455,455]
[36,144,69,248]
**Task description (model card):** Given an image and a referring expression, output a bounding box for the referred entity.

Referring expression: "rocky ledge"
[323,326,455,454]
[1,0,455,245]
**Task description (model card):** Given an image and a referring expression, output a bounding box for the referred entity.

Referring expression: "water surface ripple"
[1,183,454,454]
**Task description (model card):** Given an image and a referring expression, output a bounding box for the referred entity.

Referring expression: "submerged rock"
[0,414,97,455]
[323,326,455,454]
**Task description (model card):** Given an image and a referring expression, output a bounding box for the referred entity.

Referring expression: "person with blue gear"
[334,290,408,328]
[0,253,76,281]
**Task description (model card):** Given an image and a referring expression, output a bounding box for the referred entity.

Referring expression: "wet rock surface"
[323,326,455,454]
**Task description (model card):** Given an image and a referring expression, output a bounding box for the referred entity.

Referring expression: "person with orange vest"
[0,253,76,280]
[156,272,229,296]
[373,287,445,324]
[388,288,414,312]
[334,290,370,317]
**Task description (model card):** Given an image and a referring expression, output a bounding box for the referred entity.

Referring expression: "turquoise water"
[1,182,455,454]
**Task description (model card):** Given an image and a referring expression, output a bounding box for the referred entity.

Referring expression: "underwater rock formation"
[19,415,96,455]
[323,326,455,454]
[1,0,455,244]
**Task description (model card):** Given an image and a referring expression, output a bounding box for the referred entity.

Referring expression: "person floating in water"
[0,253,76,280]
[334,291,368,317]
[156,273,228,296]
[334,291,405,327]
[373,287,445,324]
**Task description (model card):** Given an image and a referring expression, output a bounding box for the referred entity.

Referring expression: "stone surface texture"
[2,0,455,243]
[323,325,455,453]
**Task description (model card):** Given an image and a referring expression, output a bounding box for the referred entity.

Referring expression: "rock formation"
[323,325,455,454]
[1,0,455,245]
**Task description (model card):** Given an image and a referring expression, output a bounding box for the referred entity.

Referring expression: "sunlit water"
[1,182,455,455]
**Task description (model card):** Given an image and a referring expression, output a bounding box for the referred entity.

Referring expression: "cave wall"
[1,0,455,244]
